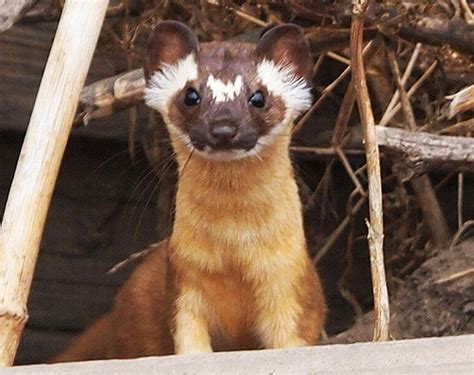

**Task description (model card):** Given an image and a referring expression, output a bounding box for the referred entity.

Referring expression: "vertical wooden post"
[0,0,109,366]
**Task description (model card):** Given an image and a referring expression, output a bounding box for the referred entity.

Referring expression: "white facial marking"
[206,74,243,102]
[196,147,251,162]
[144,53,198,115]
[166,121,193,147]
[256,59,312,120]
[254,120,287,153]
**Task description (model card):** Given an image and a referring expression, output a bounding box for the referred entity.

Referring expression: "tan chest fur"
[196,272,257,350]
[169,134,324,352]
[171,134,306,269]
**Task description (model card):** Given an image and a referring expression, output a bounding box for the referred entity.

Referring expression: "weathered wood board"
[0,132,160,364]
[0,22,133,140]
[6,335,474,374]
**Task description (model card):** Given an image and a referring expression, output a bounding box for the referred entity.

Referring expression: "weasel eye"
[248,90,265,108]
[184,88,200,106]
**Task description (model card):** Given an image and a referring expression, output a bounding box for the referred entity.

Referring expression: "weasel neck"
[169,130,306,272]
[172,133,294,194]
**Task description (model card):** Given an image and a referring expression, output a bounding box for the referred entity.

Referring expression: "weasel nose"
[210,123,238,142]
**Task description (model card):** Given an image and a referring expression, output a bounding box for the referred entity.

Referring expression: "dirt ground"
[332,238,474,343]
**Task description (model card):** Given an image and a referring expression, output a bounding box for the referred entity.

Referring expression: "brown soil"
[332,238,474,343]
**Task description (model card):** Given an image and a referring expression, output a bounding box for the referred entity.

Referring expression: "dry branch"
[293,126,474,173]
[446,85,474,119]
[376,126,474,173]
[0,0,108,366]
[381,43,421,125]
[379,61,439,127]
[399,16,474,56]
[293,39,380,134]
[439,118,474,136]
[386,47,450,248]
[350,0,390,342]
[313,193,367,264]
[302,1,474,55]
[0,0,37,32]
[76,68,145,125]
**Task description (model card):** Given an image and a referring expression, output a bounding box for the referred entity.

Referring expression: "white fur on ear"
[144,53,198,115]
[256,59,312,120]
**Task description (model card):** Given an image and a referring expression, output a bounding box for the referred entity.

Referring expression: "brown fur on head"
[144,21,313,162]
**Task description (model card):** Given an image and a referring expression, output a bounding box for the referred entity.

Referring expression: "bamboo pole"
[350,0,390,341]
[0,0,109,366]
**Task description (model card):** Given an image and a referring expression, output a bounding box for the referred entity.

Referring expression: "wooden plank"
[15,328,75,365]
[33,254,128,286]
[1,131,160,260]
[27,281,115,331]
[1,131,159,363]
[0,1,36,33]
[41,194,157,259]
[0,23,57,134]
[6,335,474,373]
[0,22,130,139]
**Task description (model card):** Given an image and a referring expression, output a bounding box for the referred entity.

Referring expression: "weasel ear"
[144,21,199,80]
[256,24,311,81]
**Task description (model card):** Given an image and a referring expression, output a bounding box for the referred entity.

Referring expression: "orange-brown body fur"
[53,128,325,362]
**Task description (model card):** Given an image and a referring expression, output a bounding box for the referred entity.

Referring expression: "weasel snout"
[188,116,259,153]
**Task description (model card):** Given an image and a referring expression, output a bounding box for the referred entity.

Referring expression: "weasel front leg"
[173,287,213,354]
[254,276,308,349]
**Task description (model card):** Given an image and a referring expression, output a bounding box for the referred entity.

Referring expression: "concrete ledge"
[4,335,473,374]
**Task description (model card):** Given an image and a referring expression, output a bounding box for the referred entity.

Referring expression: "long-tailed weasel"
[53,21,325,362]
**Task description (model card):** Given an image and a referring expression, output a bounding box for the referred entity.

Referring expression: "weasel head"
[144,21,313,162]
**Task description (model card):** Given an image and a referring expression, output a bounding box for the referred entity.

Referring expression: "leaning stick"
[379,43,421,126]
[386,47,450,248]
[350,0,390,341]
[0,0,108,366]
